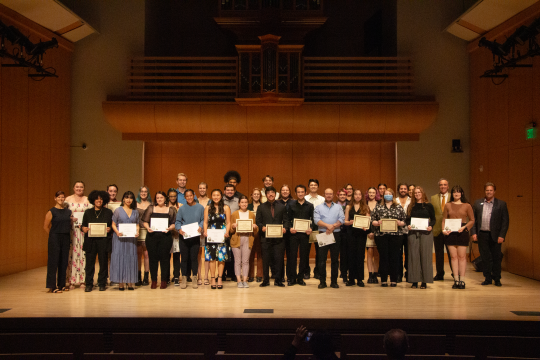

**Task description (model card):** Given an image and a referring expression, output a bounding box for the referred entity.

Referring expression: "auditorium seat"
[340,334,447,357]
[344,356,474,360]
[112,333,217,358]
[0,333,105,354]
[83,354,205,359]
[0,355,74,359]
[223,333,310,355]
[454,335,540,359]
[215,355,313,359]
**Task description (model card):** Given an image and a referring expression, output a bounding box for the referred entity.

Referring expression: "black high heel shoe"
[211,277,216,290]
[411,282,418,289]
[420,282,427,289]
[217,276,223,290]
[459,281,466,289]
[452,280,459,289]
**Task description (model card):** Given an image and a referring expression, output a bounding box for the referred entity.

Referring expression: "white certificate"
[171,238,180,253]
[207,229,226,243]
[293,219,311,233]
[72,212,84,228]
[444,219,462,232]
[181,222,200,238]
[150,218,169,232]
[353,215,370,229]
[119,223,137,238]
[410,217,429,231]
[316,232,336,247]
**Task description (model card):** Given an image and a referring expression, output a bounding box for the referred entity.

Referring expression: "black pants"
[340,226,350,278]
[434,233,452,276]
[224,247,235,278]
[288,232,310,281]
[478,231,502,281]
[400,234,409,278]
[46,233,70,289]
[180,237,200,276]
[348,229,367,281]
[280,232,290,279]
[306,241,320,276]
[375,234,402,283]
[146,233,173,282]
[172,252,180,279]
[262,238,285,281]
[317,232,341,284]
[85,239,109,287]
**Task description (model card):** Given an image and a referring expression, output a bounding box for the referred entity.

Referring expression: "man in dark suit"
[255,186,290,287]
[471,182,510,287]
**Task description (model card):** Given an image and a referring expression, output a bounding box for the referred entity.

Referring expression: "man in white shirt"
[397,183,411,282]
[305,179,325,280]
[430,178,452,281]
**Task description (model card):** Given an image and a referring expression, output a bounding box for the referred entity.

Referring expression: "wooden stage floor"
[1,262,539,324]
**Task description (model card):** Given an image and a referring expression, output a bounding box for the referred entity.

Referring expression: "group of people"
[44,171,510,293]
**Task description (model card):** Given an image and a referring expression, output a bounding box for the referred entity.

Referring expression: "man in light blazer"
[255,186,289,287]
[430,178,452,280]
[471,182,509,287]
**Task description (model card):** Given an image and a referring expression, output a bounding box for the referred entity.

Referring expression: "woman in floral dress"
[203,189,231,289]
[65,181,92,289]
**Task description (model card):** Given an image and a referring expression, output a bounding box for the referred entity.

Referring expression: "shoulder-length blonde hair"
[407,186,429,216]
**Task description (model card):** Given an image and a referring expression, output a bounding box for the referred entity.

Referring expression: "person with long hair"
[65,181,91,289]
[278,184,294,284]
[408,184,416,198]
[82,190,113,292]
[247,188,263,282]
[371,188,407,287]
[377,183,388,203]
[365,187,380,283]
[204,189,231,289]
[142,191,177,289]
[176,189,204,289]
[168,188,184,286]
[197,182,210,286]
[110,191,140,291]
[442,185,475,289]
[44,191,72,293]
[230,196,258,288]
[406,186,435,289]
[344,189,371,287]
[136,186,152,286]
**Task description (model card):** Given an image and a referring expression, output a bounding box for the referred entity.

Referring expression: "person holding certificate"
[197,182,211,286]
[288,185,315,286]
[142,191,177,289]
[442,185,475,290]
[230,196,258,288]
[371,189,406,287]
[44,191,72,293]
[168,189,184,286]
[65,181,91,290]
[255,186,289,287]
[247,188,263,282]
[343,189,371,287]
[405,186,436,289]
[111,191,140,291]
[365,187,380,284]
[106,185,121,285]
[305,179,325,280]
[203,189,231,289]
[314,188,345,289]
[223,184,240,282]
[278,185,294,284]
[81,190,113,292]
[175,189,204,289]
[408,184,416,199]
[136,186,152,286]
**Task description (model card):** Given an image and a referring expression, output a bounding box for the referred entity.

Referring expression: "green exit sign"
[527,127,537,139]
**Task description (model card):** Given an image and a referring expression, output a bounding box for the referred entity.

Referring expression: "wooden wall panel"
[28,80,52,149]
[248,142,293,196]
[336,142,378,193]
[487,146,509,201]
[0,205,28,276]
[508,65,533,149]
[380,142,396,191]
[161,141,206,192]
[292,142,337,192]
[293,105,338,134]
[1,147,28,203]
[49,147,70,196]
[1,86,28,148]
[247,107,294,134]
[486,77,508,148]
[205,141,250,195]
[200,105,247,134]
[533,146,540,280]
[28,149,51,200]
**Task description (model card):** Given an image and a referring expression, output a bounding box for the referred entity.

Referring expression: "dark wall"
[145,0,397,56]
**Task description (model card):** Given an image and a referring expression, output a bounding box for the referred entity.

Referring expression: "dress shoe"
[281,277,285,283]
[390,283,397,287]
[372,276,379,284]
[458,281,466,289]
[274,280,285,287]
[99,286,106,291]
[481,280,492,285]
[256,277,262,282]
[381,283,388,287]
[142,272,150,286]
[248,277,254,282]
[452,281,459,289]
[330,282,339,289]
[297,279,306,286]
[287,279,296,286]
[304,273,310,280]
[118,286,125,291]
[318,282,327,289]
[433,275,444,281]
[259,280,270,287]
[494,280,502,287]
[128,286,134,290]
[160,281,167,289]
[151,281,157,289]
[346,280,355,286]
[174,278,180,286]
[357,281,365,287]
[85,285,92,292]
[342,277,348,283]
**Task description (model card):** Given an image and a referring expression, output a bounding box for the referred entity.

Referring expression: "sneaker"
[174,278,180,286]
[242,282,249,288]
[237,282,244,288]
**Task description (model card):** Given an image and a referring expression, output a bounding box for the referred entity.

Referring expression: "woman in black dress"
[43,191,72,293]
[344,189,371,287]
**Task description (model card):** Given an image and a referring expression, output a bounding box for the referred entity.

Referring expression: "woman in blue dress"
[110,191,139,291]
[203,189,231,289]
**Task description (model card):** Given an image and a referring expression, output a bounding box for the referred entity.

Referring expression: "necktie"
[271,202,275,218]
[441,194,446,211]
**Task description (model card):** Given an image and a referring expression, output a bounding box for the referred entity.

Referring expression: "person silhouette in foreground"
[384,329,409,360]
[283,325,338,360]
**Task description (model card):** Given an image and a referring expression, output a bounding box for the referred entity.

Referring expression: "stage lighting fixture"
[6,25,34,53]
[29,38,58,56]
[478,37,506,57]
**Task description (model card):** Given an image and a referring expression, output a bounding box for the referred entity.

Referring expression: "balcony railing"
[220,0,322,11]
